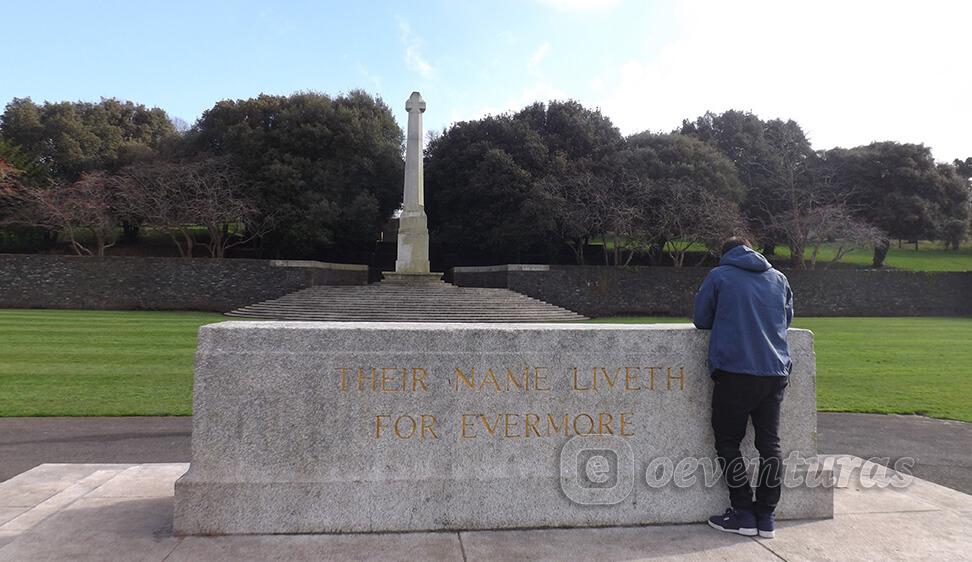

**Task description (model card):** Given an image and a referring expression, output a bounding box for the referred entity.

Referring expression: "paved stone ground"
[818,413,972,494]
[1,413,969,494]
[0,457,969,561]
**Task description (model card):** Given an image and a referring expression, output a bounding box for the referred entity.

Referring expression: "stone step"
[225,280,587,322]
[230,307,583,317]
[263,298,545,306]
[230,312,583,321]
[229,313,578,323]
[227,308,581,315]
[236,300,580,310]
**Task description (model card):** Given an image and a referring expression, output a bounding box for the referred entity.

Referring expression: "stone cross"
[395,91,431,274]
[403,92,426,210]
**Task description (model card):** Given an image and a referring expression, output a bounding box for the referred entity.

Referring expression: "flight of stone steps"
[225,280,587,322]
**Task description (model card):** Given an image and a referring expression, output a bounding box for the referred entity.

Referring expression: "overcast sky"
[3,0,969,161]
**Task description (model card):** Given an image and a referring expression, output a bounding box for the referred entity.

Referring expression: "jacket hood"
[720,245,772,272]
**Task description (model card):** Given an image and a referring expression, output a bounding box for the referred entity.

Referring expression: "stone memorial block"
[174,322,832,534]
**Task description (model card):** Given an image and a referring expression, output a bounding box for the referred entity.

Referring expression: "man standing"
[693,237,793,539]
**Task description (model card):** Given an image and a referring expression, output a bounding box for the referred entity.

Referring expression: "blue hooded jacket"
[693,245,793,377]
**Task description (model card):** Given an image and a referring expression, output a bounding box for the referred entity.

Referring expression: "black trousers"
[711,370,788,513]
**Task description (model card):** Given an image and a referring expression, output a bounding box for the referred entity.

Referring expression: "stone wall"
[175,322,830,533]
[0,254,369,312]
[453,264,972,317]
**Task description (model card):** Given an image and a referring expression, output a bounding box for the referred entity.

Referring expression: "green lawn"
[592,316,972,423]
[1,310,970,422]
[772,240,972,272]
[589,238,972,271]
[0,309,225,416]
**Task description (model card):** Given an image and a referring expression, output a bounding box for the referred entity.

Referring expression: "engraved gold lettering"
[524,413,541,437]
[480,414,500,435]
[412,368,429,391]
[598,411,614,434]
[420,414,439,439]
[358,368,377,392]
[572,367,590,391]
[375,414,390,438]
[598,367,619,390]
[455,367,476,391]
[667,367,685,391]
[481,368,502,391]
[505,368,525,391]
[573,413,595,435]
[620,412,634,436]
[504,413,519,437]
[381,367,400,392]
[547,414,569,435]
[461,413,477,438]
[393,415,416,439]
[534,367,551,390]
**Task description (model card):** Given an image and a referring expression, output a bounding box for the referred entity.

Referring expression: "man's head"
[720,236,752,256]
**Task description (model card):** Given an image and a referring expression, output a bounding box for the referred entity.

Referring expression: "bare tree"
[539,172,605,265]
[806,205,885,269]
[0,159,23,220]
[121,158,272,259]
[16,172,124,256]
[121,161,200,257]
[182,159,271,258]
[656,180,749,267]
[599,172,652,266]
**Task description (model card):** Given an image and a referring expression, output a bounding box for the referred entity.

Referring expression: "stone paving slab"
[167,533,464,562]
[0,457,969,561]
[460,526,777,561]
[0,463,130,507]
[3,413,968,496]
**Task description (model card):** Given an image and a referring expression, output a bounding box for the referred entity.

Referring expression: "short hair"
[721,236,751,256]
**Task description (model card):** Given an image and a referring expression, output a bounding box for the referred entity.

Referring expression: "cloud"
[528,42,551,71]
[536,0,621,11]
[356,65,382,90]
[398,18,434,78]
[595,0,972,161]
[463,79,570,122]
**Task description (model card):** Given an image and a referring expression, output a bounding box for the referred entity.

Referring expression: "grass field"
[593,316,972,423]
[0,310,970,421]
[0,309,224,416]
[772,240,972,272]
[590,239,972,271]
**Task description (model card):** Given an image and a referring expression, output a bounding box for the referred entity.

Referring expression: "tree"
[680,111,885,269]
[656,180,749,267]
[822,143,971,264]
[15,171,125,256]
[934,163,970,250]
[0,97,177,181]
[602,133,746,266]
[537,171,604,264]
[120,160,199,257]
[181,159,272,259]
[425,100,622,264]
[120,158,273,258]
[678,110,781,249]
[955,157,972,180]
[185,91,403,258]
[0,158,23,221]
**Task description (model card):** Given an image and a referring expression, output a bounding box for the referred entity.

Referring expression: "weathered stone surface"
[174,322,832,534]
[452,264,972,317]
[395,92,431,274]
[2,459,967,559]
[0,255,368,312]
